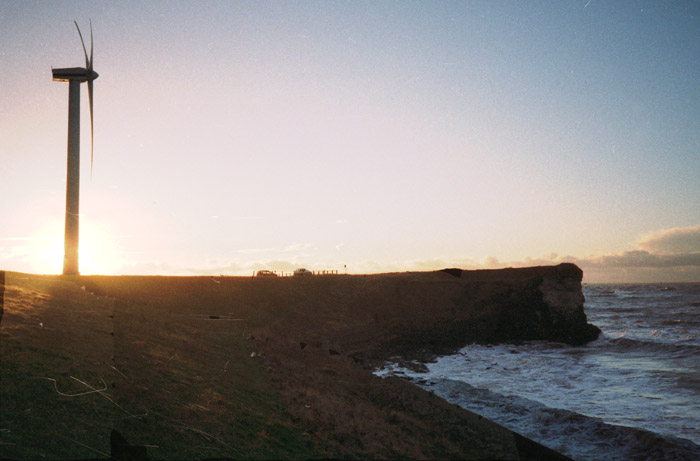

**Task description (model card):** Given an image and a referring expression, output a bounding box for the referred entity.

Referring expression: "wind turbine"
[52,21,98,275]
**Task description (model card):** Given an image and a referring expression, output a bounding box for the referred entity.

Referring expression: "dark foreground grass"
[2,271,568,460]
[1,272,315,459]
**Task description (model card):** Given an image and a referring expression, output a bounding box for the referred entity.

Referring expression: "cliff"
[73,263,599,370]
[245,263,600,366]
[435,263,600,346]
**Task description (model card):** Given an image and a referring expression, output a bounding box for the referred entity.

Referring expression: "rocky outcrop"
[345,264,601,364]
[452,263,601,346]
[538,264,601,344]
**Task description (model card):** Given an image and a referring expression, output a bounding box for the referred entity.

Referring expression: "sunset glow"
[1,1,699,282]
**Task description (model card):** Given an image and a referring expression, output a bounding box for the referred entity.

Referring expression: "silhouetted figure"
[110,429,149,461]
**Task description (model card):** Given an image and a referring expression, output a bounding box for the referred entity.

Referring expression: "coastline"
[1,267,587,459]
[377,282,700,460]
[377,342,700,460]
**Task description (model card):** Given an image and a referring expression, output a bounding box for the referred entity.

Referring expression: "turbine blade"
[89,20,93,70]
[88,79,94,178]
[75,21,90,69]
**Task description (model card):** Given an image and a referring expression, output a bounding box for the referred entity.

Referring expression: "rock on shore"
[439,262,601,346]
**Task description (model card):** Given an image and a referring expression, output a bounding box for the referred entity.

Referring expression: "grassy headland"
[1,270,573,459]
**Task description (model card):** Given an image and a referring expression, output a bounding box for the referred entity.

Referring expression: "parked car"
[293,268,313,277]
[255,270,277,277]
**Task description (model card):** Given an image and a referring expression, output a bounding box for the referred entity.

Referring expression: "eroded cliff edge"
[77,263,600,365]
[292,263,602,366]
[433,263,600,347]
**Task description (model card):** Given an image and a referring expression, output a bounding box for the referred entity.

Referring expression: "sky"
[1,1,699,282]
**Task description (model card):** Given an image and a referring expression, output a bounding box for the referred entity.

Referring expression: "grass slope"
[1,271,567,460]
[1,273,313,459]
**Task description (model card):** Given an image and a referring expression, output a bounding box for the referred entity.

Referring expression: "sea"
[375,283,700,460]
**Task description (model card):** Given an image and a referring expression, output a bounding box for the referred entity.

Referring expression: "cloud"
[566,225,700,282]
[440,230,700,282]
[577,250,700,268]
[635,225,700,254]
[561,225,700,280]
[356,257,482,273]
[265,260,298,272]
[282,243,312,252]
[190,262,246,275]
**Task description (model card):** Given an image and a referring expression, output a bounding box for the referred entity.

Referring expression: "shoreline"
[376,342,700,460]
[1,268,587,459]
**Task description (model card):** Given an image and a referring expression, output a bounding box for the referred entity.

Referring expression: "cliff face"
[78,263,600,357]
[446,263,601,346]
[331,263,601,362]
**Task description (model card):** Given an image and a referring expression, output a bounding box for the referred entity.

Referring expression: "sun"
[20,218,125,275]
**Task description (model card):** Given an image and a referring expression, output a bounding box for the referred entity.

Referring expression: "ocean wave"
[420,378,700,461]
[598,335,700,354]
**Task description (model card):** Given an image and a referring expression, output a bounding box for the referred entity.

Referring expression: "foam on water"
[375,283,700,460]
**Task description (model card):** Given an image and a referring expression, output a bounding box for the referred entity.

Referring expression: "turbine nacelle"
[52,67,99,83]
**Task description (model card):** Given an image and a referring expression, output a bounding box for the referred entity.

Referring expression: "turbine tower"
[52,21,98,275]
